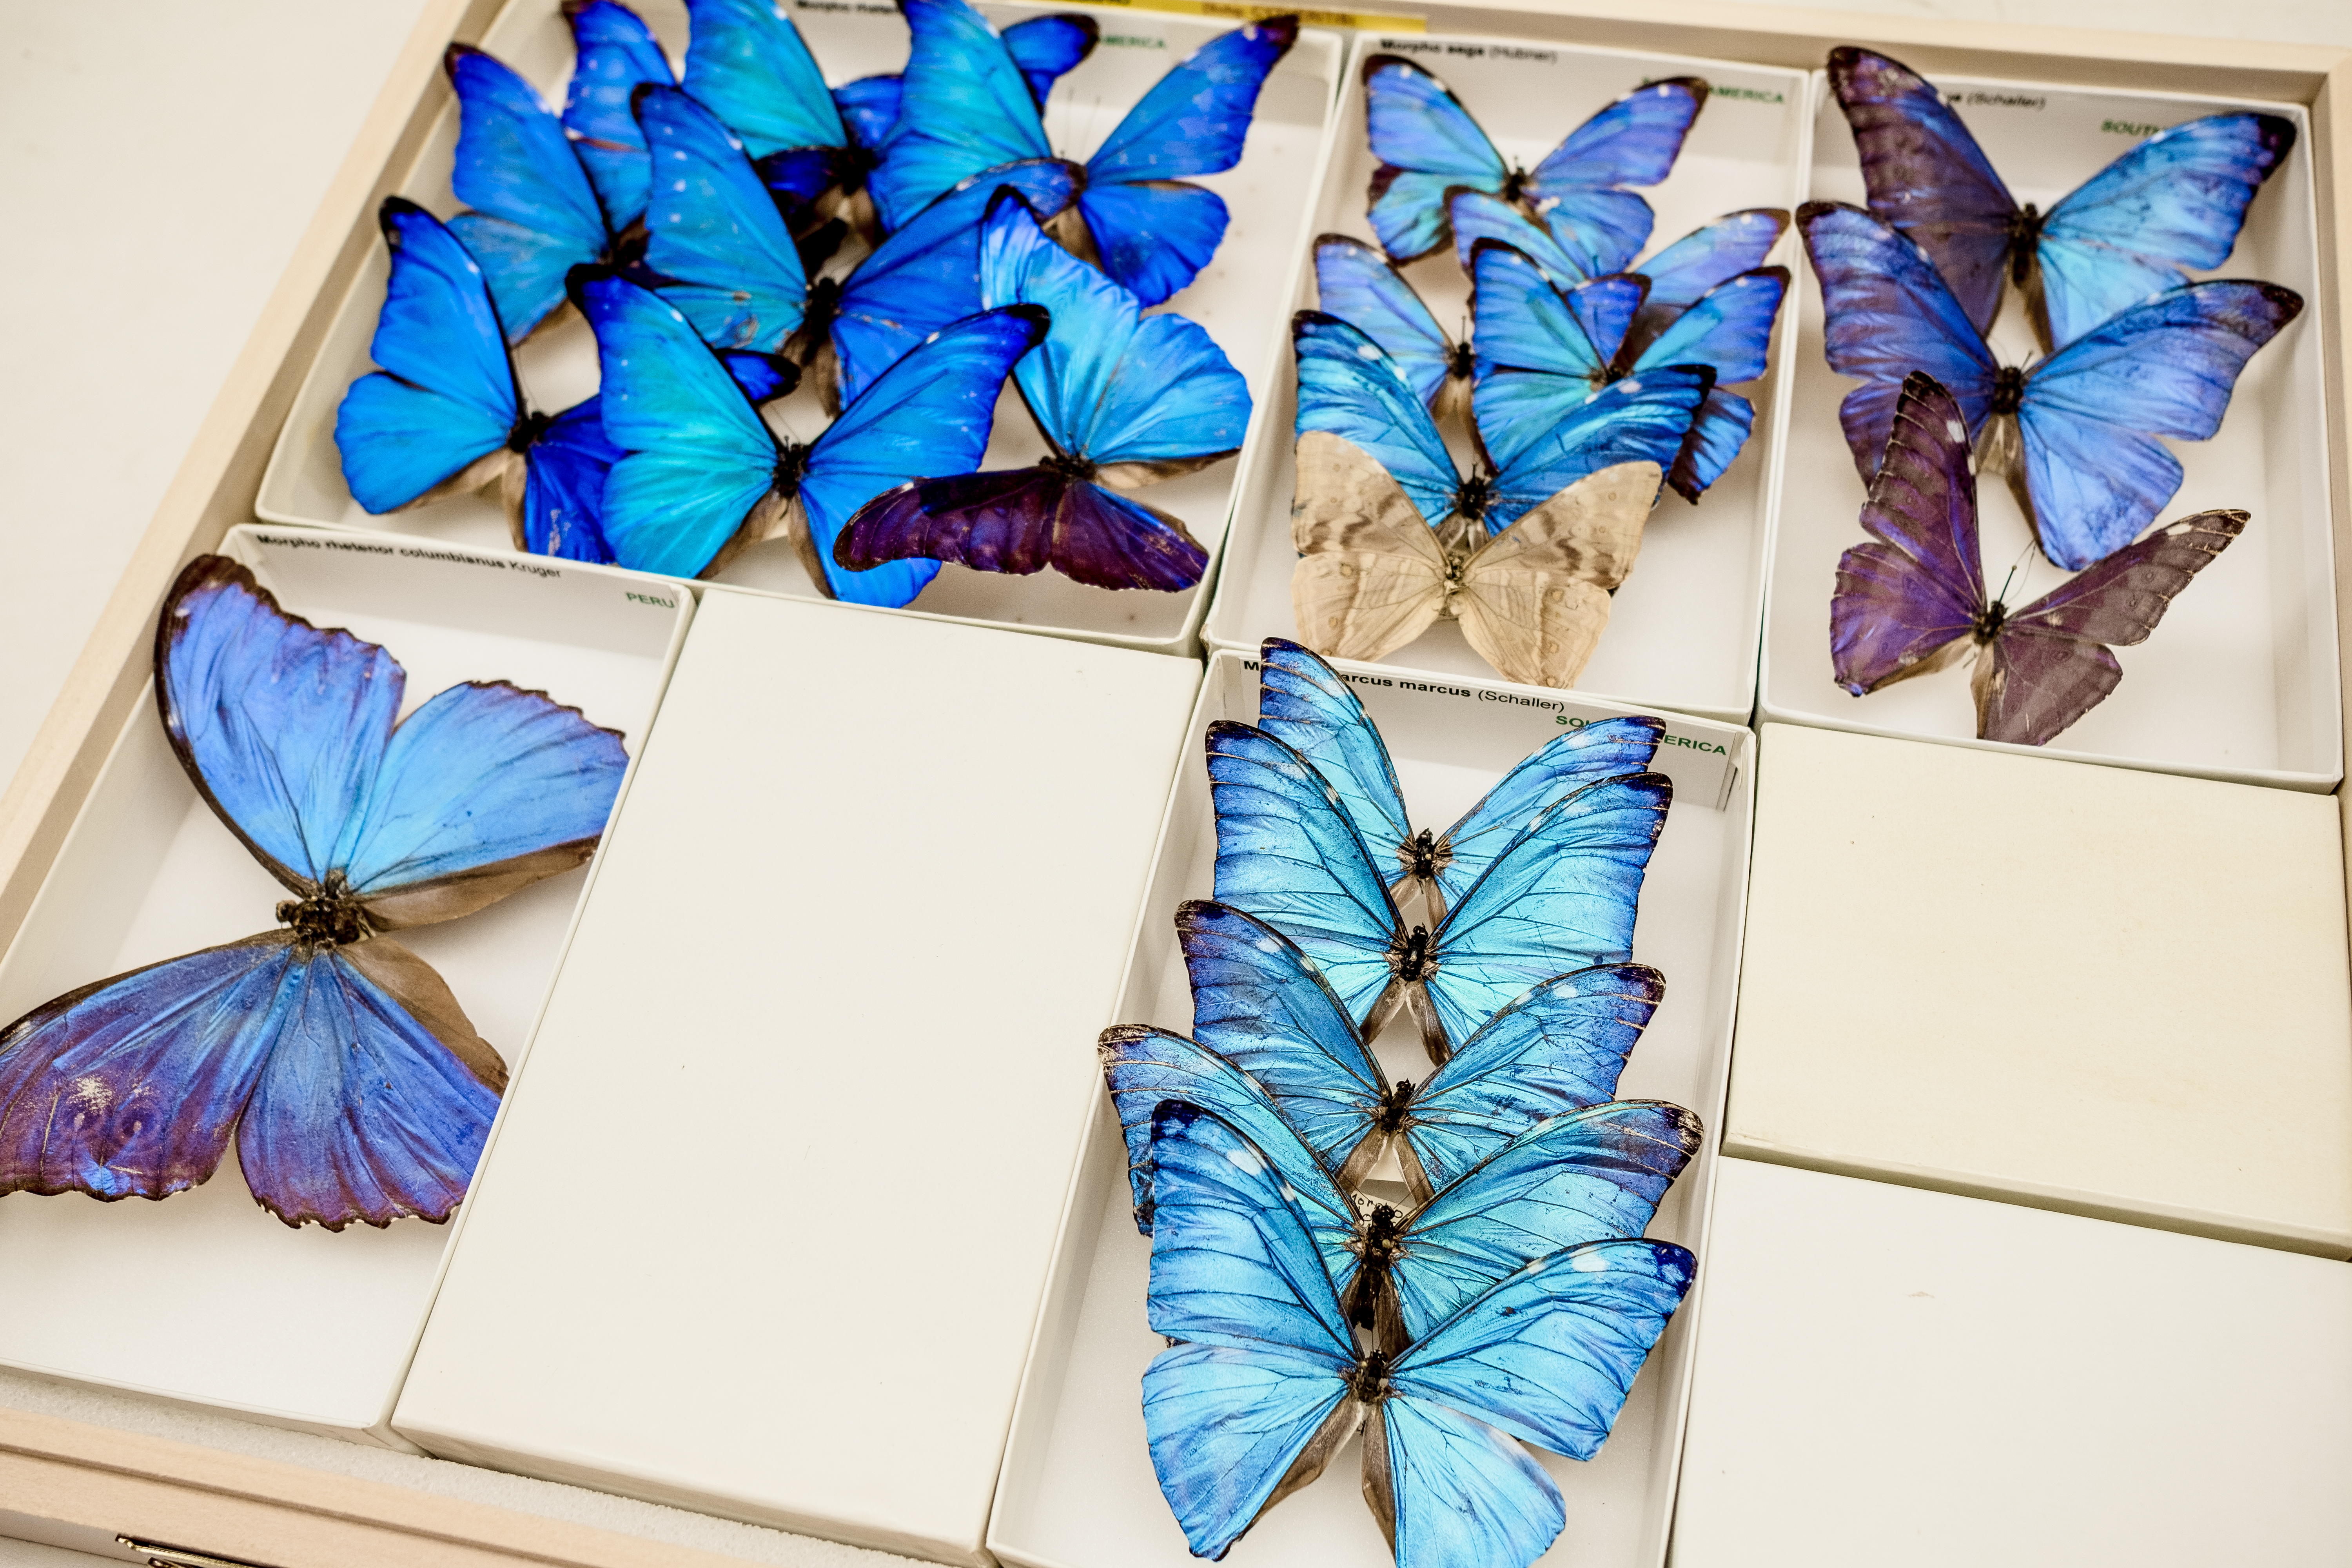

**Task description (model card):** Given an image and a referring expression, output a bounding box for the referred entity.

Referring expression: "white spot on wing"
[1944,419,1967,443]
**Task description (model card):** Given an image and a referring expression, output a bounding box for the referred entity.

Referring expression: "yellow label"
[1083,0,1426,32]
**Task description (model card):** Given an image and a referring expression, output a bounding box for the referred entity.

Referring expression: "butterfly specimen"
[1472,241,1786,501]
[835,194,1247,592]
[336,198,621,563]
[1800,201,2298,570]
[1361,54,1705,269]
[560,0,677,233]
[1254,639,1663,917]
[1210,720,1669,1057]
[444,44,648,342]
[873,0,1298,305]
[1828,46,2297,350]
[575,268,1043,597]
[1105,898,1669,1203]
[0,558,629,1229]
[1290,312,1706,686]
[1141,1100,1695,1568]
[1832,372,2243,746]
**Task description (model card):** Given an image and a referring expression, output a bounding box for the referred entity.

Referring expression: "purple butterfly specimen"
[836,193,1249,592]
[1831,372,2243,746]
[0,559,630,1229]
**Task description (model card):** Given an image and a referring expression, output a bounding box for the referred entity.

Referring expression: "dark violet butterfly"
[1140,1101,1695,1568]
[575,268,1044,597]
[335,198,621,563]
[1472,240,1787,501]
[1829,47,2296,350]
[1831,372,2243,747]
[561,0,677,232]
[1313,234,1476,417]
[445,44,647,343]
[1362,54,1705,269]
[872,0,1298,305]
[1210,719,1670,1057]
[1800,201,2298,570]
[1255,639,1664,918]
[1104,898,1669,1205]
[0,558,628,1230]
[835,193,1247,592]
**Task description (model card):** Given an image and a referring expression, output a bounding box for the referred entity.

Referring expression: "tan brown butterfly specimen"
[1289,430,1662,689]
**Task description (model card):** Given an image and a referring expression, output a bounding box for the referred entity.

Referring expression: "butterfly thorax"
[1388,925,1437,982]
[1397,828,1451,884]
[1446,341,1475,381]
[276,871,371,955]
[506,409,554,454]
[1973,599,2010,644]
[1987,366,2026,417]
[1454,473,1494,527]
[607,218,651,272]
[1042,450,1100,482]
[803,275,845,339]
[772,443,813,497]
[1348,1349,1395,1404]
[1499,167,1533,204]
[2007,204,2045,285]
[1372,1078,1418,1134]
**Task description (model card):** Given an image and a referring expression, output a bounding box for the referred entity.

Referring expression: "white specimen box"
[1671,1157,2352,1566]
[1760,67,2339,789]
[1202,31,1813,725]
[1728,721,2352,1255]
[989,650,1755,1568]
[0,524,691,1444]
[392,587,1203,1564]
[255,0,1344,657]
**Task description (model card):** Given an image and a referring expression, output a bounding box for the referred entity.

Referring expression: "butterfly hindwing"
[1829,372,1987,695]
[1004,13,1099,104]
[1289,432,1452,664]
[520,396,623,563]
[1454,462,1662,687]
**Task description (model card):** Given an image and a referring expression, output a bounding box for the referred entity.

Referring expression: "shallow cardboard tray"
[987,649,1754,1568]
[1760,67,2340,789]
[254,0,1343,657]
[1672,1157,2352,1566]
[1727,721,2352,1256]
[1202,31,1813,725]
[391,586,1203,1565]
[0,524,691,1445]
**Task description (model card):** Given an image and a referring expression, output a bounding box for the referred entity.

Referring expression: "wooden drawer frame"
[3,0,2347,1562]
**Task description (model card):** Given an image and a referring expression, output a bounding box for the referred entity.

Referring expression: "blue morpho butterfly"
[679,0,1096,221]
[1103,897,1671,1207]
[443,44,655,343]
[1254,638,1664,919]
[631,82,1080,410]
[1140,1100,1696,1568]
[0,557,628,1230]
[1209,718,1671,1058]
[1361,53,1706,269]
[1470,240,1788,502]
[1829,47,2297,351]
[560,0,679,233]
[1800,200,2301,570]
[334,198,623,563]
[573,267,1045,597]
[872,0,1299,305]
[835,193,1249,592]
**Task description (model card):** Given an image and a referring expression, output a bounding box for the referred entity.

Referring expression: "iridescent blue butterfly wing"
[1315,236,1462,408]
[829,159,1081,408]
[1293,311,1460,526]
[1632,208,1788,323]
[521,396,622,562]
[1078,16,1297,305]
[1142,1103,1358,1561]
[1468,240,1630,385]
[1004,13,1099,105]
[1798,200,1998,476]
[1479,366,1712,530]
[1422,773,1670,1044]
[680,0,846,160]
[1428,716,1662,915]
[1627,267,1786,498]
[1207,720,1403,1022]
[575,270,782,577]
[445,45,613,341]
[334,200,521,515]
[561,0,675,228]
[719,348,801,403]
[1448,191,1597,283]
[637,85,807,351]
[2018,280,2300,568]
[872,0,1052,231]
[1406,962,1665,1192]
[833,75,902,152]
[1827,47,2016,338]
[1256,637,1414,871]
[1362,54,1508,263]
[1388,1101,1701,1341]
[1174,900,1387,1175]
[799,305,1048,606]
[1521,78,1706,281]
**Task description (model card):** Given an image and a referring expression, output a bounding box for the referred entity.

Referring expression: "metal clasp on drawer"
[116,1538,281,1568]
